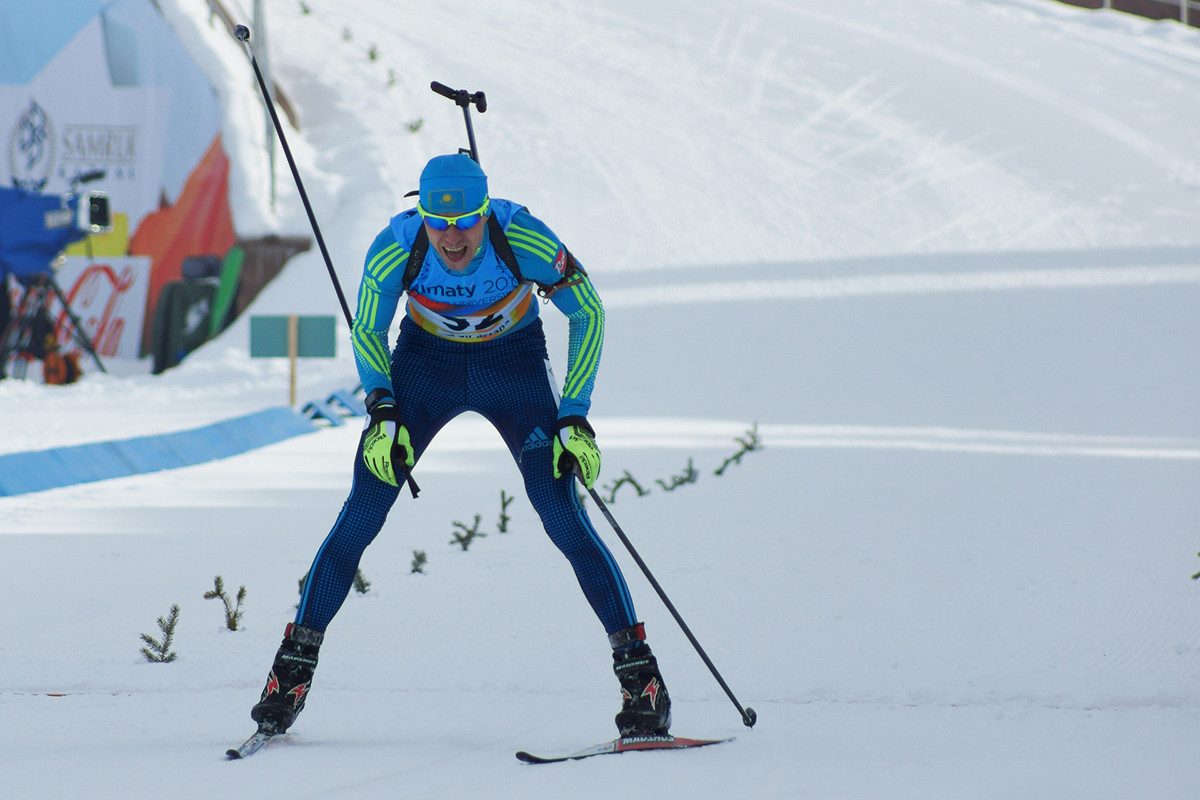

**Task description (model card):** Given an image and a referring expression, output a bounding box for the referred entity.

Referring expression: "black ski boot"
[250,623,323,734]
[610,623,671,736]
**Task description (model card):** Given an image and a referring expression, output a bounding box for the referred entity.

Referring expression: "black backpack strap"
[401,223,429,293]
[487,213,523,281]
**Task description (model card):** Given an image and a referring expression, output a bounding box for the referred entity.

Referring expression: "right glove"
[361,394,414,487]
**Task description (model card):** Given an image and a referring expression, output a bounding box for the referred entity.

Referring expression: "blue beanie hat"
[419,154,488,214]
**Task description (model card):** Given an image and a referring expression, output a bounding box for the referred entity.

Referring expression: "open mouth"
[442,244,468,260]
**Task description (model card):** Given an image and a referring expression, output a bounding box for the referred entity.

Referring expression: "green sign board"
[249,315,337,358]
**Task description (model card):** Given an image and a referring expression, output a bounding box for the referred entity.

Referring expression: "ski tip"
[225,730,279,760]
[516,734,733,764]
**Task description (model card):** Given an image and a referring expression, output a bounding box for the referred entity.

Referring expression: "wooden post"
[249,314,336,406]
[287,314,298,406]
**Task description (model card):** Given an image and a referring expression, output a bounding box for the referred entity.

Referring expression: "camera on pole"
[0,173,113,379]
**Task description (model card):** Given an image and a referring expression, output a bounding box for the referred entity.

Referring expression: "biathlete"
[248,153,671,738]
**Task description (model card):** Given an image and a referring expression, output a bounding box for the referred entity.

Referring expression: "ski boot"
[610,623,671,736]
[250,623,323,734]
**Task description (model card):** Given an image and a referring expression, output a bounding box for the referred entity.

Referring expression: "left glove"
[361,392,415,487]
[553,416,601,489]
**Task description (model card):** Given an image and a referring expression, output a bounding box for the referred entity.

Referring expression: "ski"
[225,730,286,760]
[516,734,733,764]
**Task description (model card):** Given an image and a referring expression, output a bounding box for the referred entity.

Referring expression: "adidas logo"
[522,426,553,453]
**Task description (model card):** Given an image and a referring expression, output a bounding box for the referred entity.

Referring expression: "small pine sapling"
[367,44,379,61]
[298,1,311,13]
[352,568,371,594]
[715,422,764,476]
[204,575,246,631]
[656,458,699,492]
[300,568,370,595]
[411,550,428,574]
[1192,552,1200,581]
[140,604,180,663]
[406,118,423,133]
[450,514,486,551]
[498,490,514,533]
[603,470,650,503]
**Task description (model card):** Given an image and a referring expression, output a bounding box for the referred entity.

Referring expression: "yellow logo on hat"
[425,188,466,212]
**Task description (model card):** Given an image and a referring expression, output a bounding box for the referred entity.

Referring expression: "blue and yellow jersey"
[351,198,603,419]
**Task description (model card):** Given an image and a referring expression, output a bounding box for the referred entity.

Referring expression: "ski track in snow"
[766,1,1200,187]
[365,416,1200,462]
[601,264,1200,308]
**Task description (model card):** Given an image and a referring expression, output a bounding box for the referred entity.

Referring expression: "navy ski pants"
[294,317,637,635]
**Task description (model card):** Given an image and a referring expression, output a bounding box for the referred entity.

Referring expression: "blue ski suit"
[294,199,638,635]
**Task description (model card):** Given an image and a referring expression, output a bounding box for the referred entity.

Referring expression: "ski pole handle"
[430,81,458,101]
[430,82,487,164]
[430,81,487,112]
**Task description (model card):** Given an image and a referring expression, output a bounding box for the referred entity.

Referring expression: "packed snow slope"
[2,1,1200,798]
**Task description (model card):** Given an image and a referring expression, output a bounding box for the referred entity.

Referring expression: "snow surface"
[3,0,1200,797]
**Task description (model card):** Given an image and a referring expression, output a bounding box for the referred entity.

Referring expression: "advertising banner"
[0,14,172,228]
[56,255,150,361]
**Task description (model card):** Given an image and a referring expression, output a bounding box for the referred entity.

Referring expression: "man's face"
[426,213,488,272]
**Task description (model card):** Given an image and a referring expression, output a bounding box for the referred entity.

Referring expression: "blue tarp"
[0,187,85,278]
[0,407,319,497]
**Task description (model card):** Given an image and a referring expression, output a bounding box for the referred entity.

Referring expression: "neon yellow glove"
[361,396,414,486]
[553,417,601,489]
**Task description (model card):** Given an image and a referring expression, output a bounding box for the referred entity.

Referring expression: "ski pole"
[586,485,758,728]
[234,25,353,327]
[430,81,487,164]
[235,25,418,498]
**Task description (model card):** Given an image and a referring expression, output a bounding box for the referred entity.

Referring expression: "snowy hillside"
[2,0,1200,798]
